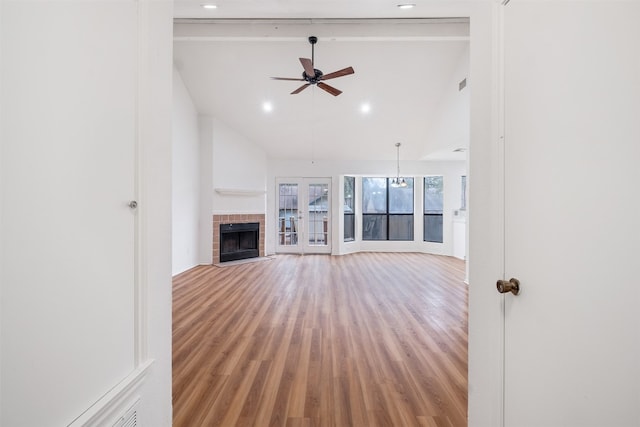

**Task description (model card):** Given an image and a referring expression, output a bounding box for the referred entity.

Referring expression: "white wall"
[172,67,201,275]
[212,117,267,214]
[172,103,270,272]
[423,44,471,159]
[1,1,173,426]
[171,113,268,269]
[198,116,214,265]
[452,210,466,260]
[266,158,466,256]
[172,71,272,270]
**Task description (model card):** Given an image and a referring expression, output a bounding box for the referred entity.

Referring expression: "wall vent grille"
[113,399,139,427]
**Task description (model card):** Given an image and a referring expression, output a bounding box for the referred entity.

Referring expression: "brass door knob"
[497,278,520,295]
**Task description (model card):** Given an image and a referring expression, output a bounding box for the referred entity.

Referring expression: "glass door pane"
[306,183,329,246]
[278,183,299,248]
[302,178,331,253]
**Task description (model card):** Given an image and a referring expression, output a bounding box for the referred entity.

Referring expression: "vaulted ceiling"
[173,1,469,162]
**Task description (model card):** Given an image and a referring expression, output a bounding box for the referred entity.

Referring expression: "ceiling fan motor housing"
[302,69,323,83]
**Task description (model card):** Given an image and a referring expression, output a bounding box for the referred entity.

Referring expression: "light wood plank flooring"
[173,253,467,426]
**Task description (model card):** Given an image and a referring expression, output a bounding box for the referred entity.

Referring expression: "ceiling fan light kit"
[271,36,355,96]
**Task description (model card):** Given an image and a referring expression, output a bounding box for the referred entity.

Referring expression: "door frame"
[179,3,505,425]
[463,2,506,426]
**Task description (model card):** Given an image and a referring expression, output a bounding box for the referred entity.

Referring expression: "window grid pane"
[344,176,355,242]
[424,176,443,243]
[279,183,298,245]
[363,214,387,240]
[424,214,443,243]
[389,215,414,240]
[389,178,414,213]
[308,183,328,246]
[362,177,387,213]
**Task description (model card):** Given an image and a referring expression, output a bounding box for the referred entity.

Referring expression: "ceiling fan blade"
[317,82,342,96]
[271,77,305,81]
[319,66,355,81]
[291,84,311,95]
[299,58,315,77]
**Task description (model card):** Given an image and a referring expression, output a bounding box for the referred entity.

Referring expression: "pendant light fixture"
[391,142,408,188]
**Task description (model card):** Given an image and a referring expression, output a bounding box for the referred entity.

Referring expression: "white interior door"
[276,178,331,254]
[502,2,640,426]
[1,3,137,424]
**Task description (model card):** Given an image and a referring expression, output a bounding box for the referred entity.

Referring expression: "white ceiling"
[173,1,470,162]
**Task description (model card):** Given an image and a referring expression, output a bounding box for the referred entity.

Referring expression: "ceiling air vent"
[459,78,467,91]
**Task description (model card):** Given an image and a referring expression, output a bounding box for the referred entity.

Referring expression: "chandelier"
[391,142,408,187]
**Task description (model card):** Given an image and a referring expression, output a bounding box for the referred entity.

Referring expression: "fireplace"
[212,214,265,265]
[219,222,260,263]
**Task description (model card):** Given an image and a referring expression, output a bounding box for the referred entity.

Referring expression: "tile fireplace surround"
[212,214,265,264]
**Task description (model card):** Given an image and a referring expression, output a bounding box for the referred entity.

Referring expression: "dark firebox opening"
[220,222,259,263]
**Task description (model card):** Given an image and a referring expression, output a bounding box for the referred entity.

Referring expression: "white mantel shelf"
[215,188,266,196]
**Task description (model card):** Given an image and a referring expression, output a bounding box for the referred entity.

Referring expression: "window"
[362,177,414,241]
[424,176,444,243]
[344,176,355,241]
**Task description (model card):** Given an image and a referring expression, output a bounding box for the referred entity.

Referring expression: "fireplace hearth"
[219,222,259,263]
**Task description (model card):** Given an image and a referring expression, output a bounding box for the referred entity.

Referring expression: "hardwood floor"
[173,253,468,426]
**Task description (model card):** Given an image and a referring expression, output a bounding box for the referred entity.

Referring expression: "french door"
[276,178,331,254]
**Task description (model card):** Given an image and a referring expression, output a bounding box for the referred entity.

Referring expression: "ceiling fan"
[271,36,355,96]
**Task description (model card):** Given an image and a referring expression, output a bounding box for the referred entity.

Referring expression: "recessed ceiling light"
[262,101,273,113]
[397,4,416,9]
[360,103,371,114]
[201,4,217,9]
